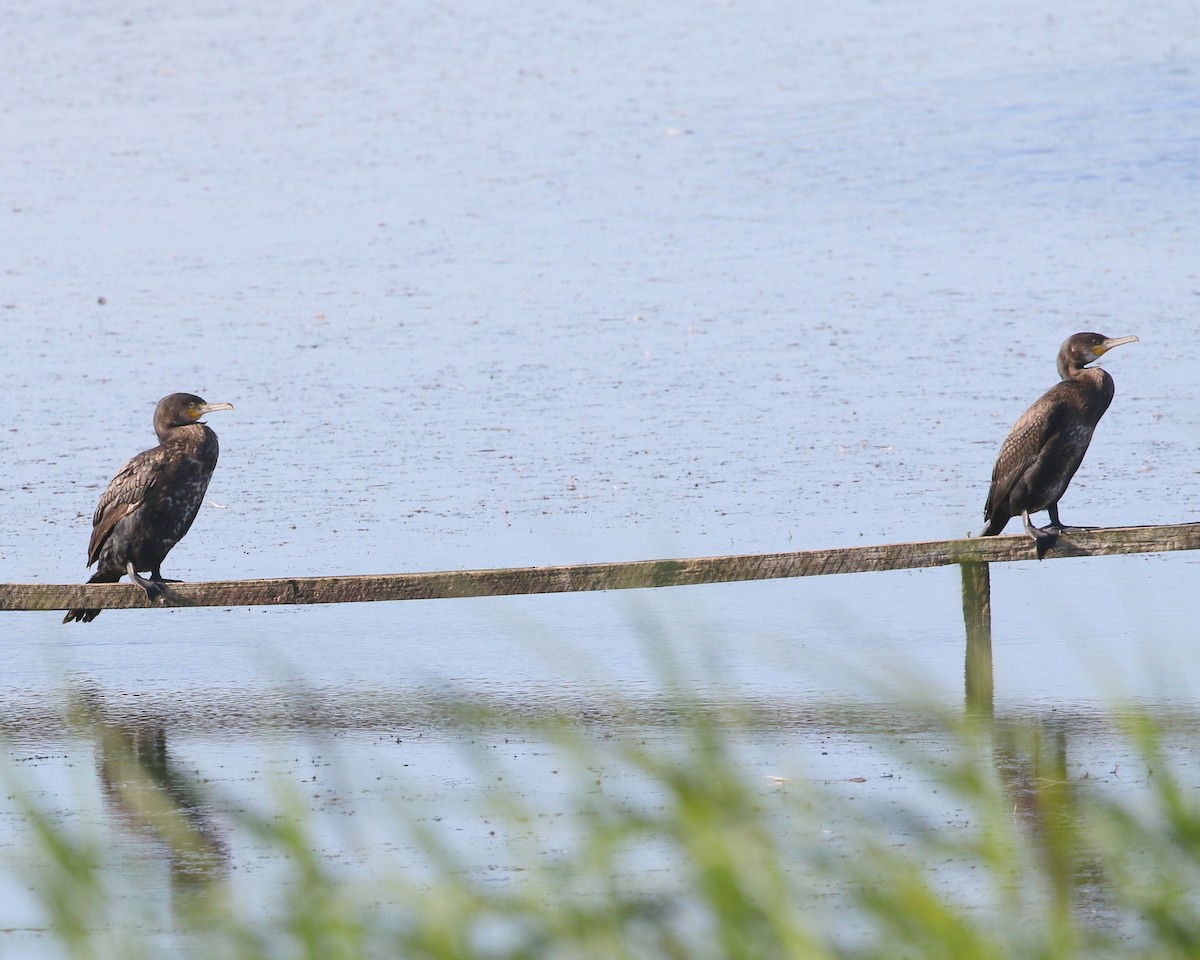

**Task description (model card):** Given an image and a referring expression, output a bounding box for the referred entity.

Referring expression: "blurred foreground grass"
[4,685,1200,960]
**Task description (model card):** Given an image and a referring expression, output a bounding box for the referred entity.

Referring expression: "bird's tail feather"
[62,570,121,624]
[979,514,1009,538]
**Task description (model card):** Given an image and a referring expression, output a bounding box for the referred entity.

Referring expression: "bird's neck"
[156,422,209,445]
[1062,366,1115,421]
[1060,361,1102,383]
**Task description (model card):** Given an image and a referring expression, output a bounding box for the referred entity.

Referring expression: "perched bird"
[63,393,234,623]
[980,333,1137,558]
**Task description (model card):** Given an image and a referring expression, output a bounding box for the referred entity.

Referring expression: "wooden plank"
[4,523,1200,613]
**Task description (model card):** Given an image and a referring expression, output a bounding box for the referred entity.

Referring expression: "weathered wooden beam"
[4,523,1199,613]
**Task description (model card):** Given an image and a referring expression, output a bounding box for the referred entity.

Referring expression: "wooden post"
[960,561,993,717]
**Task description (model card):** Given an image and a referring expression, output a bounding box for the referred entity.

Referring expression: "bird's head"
[154,393,235,437]
[1057,333,1138,379]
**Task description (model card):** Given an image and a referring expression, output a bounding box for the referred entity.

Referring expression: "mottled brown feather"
[85,450,163,565]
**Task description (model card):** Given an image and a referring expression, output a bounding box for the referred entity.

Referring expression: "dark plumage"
[63,393,234,623]
[980,332,1137,558]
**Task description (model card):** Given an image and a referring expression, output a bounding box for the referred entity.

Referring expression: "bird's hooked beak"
[196,401,235,419]
[1092,335,1138,357]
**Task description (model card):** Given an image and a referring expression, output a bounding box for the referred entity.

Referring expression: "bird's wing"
[984,387,1072,519]
[86,448,163,566]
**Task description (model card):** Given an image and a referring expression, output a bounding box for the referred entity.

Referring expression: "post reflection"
[992,716,1111,923]
[959,570,1113,926]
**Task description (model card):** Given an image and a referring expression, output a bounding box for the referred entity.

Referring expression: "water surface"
[2,0,1199,951]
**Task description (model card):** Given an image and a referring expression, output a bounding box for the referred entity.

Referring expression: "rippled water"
[2,0,1199,951]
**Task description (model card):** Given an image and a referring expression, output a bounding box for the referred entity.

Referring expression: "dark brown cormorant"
[63,393,234,623]
[980,332,1137,558]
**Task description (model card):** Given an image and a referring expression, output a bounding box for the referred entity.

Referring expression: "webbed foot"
[127,563,167,603]
[1022,511,1058,560]
[1044,505,1097,534]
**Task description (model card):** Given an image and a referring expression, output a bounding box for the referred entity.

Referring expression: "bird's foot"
[127,563,167,603]
[1022,515,1058,560]
[1046,523,1097,533]
[1032,528,1058,560]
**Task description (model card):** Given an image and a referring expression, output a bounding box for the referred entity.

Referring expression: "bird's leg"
[1046,503,1063,531]
[1022,510,1058,560]
[1046,503,1096,533]
[150,565,182,584]
[127,562,165,603]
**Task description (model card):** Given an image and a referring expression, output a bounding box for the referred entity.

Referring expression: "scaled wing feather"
[85,450,162,566]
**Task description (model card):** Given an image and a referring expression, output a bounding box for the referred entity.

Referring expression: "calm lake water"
[2,0,1199,952]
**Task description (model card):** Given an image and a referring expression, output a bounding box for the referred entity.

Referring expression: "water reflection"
[73,690,229,913]
[0,665,1187,949]
[958,577,1116,928]
[990,716,1114,929]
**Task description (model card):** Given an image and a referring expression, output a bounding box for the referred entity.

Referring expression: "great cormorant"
[63,393,234,623]
[980,332,1137,558]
